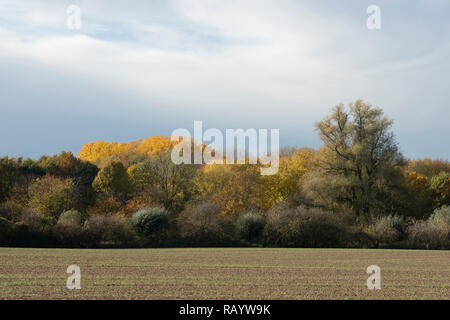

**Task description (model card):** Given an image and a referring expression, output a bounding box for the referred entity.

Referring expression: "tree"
[28,174,77,221]
[72,161,99,210]
[407,159,450,177]
[262,148,316,208]
[315,100,403,218]
[37,152,99,210]
[38,151,82,177]
[78,137,176,167]
[92,161,132,198]
[0,157,17,203]
[130,151,197,212]
[429,172,450,208]
[194,164,264,219]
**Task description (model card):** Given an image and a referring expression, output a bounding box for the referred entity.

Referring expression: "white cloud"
[0,0,449,158]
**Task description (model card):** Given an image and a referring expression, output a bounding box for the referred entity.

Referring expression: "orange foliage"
[87,196,123,217]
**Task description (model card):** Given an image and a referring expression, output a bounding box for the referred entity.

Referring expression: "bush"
[235,212,265,244]
[428,205,450,233]
[53,224,84,247]
[84,214,134,247]
[58,209,82,226]
[263,203,352,247]
[14,209,57,247]
[0,199,24,222]
[0,217,16,245]
[371,215,405,245]
[130,207,169,237]
[177,202,233,245]
[20,209,54,233]
[53,209,84,246]
[407,221,448,249]
[407,206,449,249]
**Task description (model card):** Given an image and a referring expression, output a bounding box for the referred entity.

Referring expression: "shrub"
[263,203,352,247]
[428,205,450,233]
[0,217,16,245]
[15,209,57,246]
[407,221,448,249]
[235,212,265,244]
[0,199,24,222]
[85,214,134,246]
[407,206,449,249]
[371,215,405,245]
[20,209,54,233]
[130,207,169,237]
[177,202,233,245]
[58,209,82,226]
[54,224,84,247]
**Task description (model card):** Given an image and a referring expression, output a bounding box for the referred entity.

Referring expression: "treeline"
[0,100,449,249]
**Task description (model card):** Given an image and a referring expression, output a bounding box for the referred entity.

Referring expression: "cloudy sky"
[0,0,449,159]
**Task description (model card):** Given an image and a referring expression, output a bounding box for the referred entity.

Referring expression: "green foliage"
[28,175,76,221]
[129,152,197,212]
[72,161,99,211]
[315,100,404,218]
[370,215,405,244]
[428,205,450,230]
[429,173,450,208]
[0,157,17,203]
[425,206,450,245]
[92,161,132,197]
[235,212,265,243]
[130,207,170,237]
[38,151,82,177]
[57,209,82,226]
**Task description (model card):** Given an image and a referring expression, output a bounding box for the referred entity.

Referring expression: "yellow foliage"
[407,171,429,194]
[78,136,176,167]
[194,164,264,219]
[261,148,317,208]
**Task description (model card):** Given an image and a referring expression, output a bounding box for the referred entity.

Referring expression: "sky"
[0,0,449,159]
